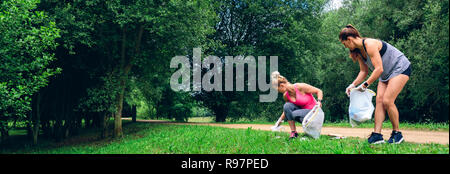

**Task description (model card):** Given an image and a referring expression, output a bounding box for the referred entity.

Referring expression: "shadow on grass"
[0,120,152,154]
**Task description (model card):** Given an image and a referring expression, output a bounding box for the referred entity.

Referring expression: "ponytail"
[339,24,362,62]
[339,24,361,41]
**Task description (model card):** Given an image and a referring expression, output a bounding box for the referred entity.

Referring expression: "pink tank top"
[285,84,317,109]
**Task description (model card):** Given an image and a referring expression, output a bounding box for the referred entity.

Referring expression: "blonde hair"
[271,71,289,89]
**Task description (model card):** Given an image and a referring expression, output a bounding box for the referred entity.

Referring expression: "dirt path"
[124,118,449,145]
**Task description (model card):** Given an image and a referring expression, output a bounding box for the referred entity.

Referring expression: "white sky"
[324,0,343,12]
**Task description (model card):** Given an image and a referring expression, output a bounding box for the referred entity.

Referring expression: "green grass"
[2,121,448,154]
[188,117,449,131]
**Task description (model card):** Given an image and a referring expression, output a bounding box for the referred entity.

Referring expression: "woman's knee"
[283,102,296,112]
[376,95,384,105]
[382,97,395,108]
[283,103,296,120]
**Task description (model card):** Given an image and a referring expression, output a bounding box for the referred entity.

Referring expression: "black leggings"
[283,102,311,123]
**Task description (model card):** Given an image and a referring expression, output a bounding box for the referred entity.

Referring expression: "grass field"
[1,120,448,154]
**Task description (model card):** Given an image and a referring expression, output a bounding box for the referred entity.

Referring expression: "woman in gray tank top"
[339,24,411,144]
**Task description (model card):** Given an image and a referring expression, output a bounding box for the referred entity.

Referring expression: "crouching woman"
[271,71,323,139]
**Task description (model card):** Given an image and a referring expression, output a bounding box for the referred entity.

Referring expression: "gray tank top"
[360,39,411,82]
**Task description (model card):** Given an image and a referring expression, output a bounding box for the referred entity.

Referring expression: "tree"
[38,0,217,137]
[393,0,449,122]
[0,0,60,141]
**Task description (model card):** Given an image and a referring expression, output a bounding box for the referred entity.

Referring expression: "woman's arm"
[352,57,369,86]
[280,111,285,120]
[363,39,383,86]
[296,83,323,107]
[275,111,285,127]
[296,83,323,100]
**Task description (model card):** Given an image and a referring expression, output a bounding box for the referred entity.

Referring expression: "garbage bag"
[348,89,376,127]
[302,104,325,139]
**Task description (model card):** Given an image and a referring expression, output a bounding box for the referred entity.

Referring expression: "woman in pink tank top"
[271,71,323,139]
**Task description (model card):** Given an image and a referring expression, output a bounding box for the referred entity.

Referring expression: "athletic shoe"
[388,131,404,144]
[368,132,385,144]
[289,131,299,139]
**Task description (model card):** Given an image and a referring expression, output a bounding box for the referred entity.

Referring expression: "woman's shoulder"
[294,83,307,88]
[294,83,309,92]
[363,38,382,48]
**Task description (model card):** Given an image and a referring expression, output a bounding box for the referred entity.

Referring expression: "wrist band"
[363,81,369,88]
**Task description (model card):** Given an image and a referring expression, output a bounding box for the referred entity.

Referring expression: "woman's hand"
[355,82,368,92]
[345,84,356,97]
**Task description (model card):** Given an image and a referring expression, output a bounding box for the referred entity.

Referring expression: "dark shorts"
[401,65,412,76]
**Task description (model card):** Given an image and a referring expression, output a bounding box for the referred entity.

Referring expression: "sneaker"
[388,131,404,144]
[289,131,299,139]
[368,132,385,144]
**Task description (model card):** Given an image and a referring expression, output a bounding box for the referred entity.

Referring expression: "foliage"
[32,0,217,138]
[0,0,60,137]
[76,74,118,114]
[392,0,449,122]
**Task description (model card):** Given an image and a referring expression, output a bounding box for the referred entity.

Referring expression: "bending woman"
[340,24,411,144]
[271,71,323,139]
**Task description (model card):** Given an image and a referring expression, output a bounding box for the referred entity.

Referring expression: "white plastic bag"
[302,104,325,139]
[348,89,376,127]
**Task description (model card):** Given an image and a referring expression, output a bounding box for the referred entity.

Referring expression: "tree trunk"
[32,92,41,145]
[113,25,144,137]
[132,105,137,122]
[114,81,125,138]
[114,26,128,138]
[100,113,110,139]
[113,24,144,137]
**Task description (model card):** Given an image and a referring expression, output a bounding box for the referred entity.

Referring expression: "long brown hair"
[339,24,362,62]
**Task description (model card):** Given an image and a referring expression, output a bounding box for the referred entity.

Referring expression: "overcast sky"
[324,0,343,12]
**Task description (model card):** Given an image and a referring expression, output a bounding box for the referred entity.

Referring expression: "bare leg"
[383,74,409,132]
[288,120,296,132]
[374,81,388,133]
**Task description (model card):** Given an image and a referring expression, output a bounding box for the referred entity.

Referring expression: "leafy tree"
[37,0,216,137]
[393,0,449,122]
[0,0,60,141]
